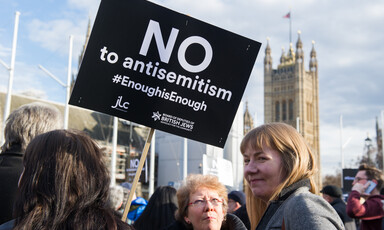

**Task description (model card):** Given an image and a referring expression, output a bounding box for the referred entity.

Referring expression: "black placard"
[342,168,358,193]
[69,0,261,148]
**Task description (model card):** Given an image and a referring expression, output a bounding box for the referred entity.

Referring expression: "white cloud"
[27,19,86,56]
[67,0,100,17]
[0,43,10,59]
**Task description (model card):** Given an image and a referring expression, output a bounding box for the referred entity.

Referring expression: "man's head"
[321,185,342,203]
[227,190,245,213]
[1,102,62,153]
[352,163,384,193]
[109,185,125,211]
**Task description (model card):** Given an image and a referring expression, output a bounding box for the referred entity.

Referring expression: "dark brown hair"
[14,129,131,230]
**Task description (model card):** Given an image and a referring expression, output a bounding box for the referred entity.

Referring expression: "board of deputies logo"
[152,111,194,132]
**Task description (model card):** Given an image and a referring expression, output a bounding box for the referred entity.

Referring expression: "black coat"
[164,213,247,230]
[0,145,24,225]
[233,205,250,230]
[331,198,356,230]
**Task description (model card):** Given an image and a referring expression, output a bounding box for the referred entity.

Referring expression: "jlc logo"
[111,96,130,112]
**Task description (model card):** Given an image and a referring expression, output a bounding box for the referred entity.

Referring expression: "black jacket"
[233,205,250,230]
[0,145,24,225]
[164,213,247,230]
[331,198,356,230]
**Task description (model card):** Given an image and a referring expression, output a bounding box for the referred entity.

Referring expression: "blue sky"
[1,0,384,176]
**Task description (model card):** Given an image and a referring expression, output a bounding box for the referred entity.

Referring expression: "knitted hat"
[321,185,342,198]
[228,190,246,206]
[121,182,132,190]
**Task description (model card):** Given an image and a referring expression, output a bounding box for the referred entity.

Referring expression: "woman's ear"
[184,216,191,224]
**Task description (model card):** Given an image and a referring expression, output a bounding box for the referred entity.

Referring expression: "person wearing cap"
[228,190,251,229]
[321,185,356,230]
[228,190,246,213]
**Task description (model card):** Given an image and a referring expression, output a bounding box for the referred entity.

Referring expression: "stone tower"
[264,31,321,186]
[71,18,92,92]
[243,101,254,135]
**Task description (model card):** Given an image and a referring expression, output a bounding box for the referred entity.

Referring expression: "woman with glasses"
[165,174,246,230]
[241,123,344,230]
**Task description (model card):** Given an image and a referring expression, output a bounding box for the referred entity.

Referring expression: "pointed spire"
[265,37,271,55]
[376,116,379,130]
[310,40,317,58]
[309,40,318,71]
[280,47,286,64]
[264,37,272,70]
[243,101,254,135]
[296,30,303,49]
[295,30,304,63]
[79,17,92,67]
[286,42,295,62]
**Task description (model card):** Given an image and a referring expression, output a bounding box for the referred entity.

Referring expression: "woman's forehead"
[190,187,219,197]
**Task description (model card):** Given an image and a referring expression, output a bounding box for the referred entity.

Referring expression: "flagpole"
[2,11,20,144]
[283,11,292,44]
[289,11,292,44]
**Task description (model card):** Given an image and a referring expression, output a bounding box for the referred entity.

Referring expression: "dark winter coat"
[330,198,356,230]
[164,213,247,230]
[0,145,24,225]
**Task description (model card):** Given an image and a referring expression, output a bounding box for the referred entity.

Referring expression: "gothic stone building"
[264,32,321,186]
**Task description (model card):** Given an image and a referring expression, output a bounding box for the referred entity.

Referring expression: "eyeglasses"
[354,177,368,182]
[188,198,223,208]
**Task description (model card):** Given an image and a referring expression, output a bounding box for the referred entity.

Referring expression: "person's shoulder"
[0,219,15,230]
[284,192,344,229]
[221,213,247,230]
[285,192,337,215]
[162,220,187,230]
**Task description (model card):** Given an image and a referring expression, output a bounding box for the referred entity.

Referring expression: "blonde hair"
[240,122,318,229]
[175,174,228,228]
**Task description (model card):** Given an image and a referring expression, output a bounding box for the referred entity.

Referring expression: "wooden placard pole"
[121,127,155,222]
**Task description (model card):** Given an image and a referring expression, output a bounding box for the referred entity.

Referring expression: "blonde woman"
[241,123,343,230]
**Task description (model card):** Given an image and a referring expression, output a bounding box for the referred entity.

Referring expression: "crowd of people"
[1,103,384,230]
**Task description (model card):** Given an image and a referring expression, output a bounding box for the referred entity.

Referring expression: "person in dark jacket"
[228,191,246,214]
[321,185,356,230]
[0,102,62,225]
[133,186,178,230]
[233,204,250,230]
[164,174,246,230]
[229,190,250,229]
[165,213,246,230]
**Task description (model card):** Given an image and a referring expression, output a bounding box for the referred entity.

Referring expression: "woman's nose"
[204,200,214,211]
[244,161,257,175]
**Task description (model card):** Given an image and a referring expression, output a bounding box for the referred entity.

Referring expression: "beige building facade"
[263,32,321,186]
